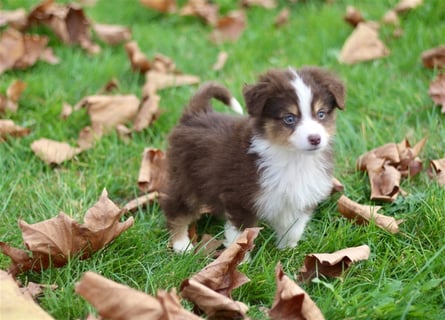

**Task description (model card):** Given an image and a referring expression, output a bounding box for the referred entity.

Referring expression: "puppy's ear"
[243,82,269,117]
[302,67,346,110]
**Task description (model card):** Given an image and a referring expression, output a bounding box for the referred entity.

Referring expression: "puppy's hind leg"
[167,216,195,253]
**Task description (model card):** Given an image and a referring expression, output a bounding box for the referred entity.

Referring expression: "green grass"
[1,0,444,319]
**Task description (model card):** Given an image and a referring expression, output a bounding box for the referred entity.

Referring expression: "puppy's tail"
[182,82,243,117]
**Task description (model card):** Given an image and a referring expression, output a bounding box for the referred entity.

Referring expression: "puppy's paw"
[172,236,194,253]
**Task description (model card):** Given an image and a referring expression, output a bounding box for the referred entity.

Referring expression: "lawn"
[1,0,444,319]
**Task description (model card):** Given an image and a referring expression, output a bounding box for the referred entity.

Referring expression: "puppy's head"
[243,67,345,152]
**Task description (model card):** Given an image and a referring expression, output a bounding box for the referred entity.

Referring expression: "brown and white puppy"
[160,67,345,253]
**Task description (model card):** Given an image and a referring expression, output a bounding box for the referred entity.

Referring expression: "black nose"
[308,134,321,146]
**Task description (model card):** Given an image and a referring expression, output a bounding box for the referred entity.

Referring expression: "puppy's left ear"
[243,82,269,117]
[303,67,346,110]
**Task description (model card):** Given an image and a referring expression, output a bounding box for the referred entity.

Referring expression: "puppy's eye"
[317,110,327,120]
[283,114,296,126]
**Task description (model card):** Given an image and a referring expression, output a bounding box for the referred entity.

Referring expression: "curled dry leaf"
[241,0,277,9]
[0,120,30,142]
[31,138,82,165]
[274,8,290,28]
[140,0,177,13]
[180,0,219,26]
[339,22,390,64]
[337,195,403,234]
[0,189,134,276]
[76,271,202,319]
[0,270,54,320]
[93,23,132,45]
[212,51,228,71]
[429,159,445,186]
[152,53,177,73]
[0,9,28,30]
[344,6,365,27]
[60,102,73,119]
[144,70,200,92]
[381,10,400,26]
[123,192,159,213]
[421,45,445,69]
[21,282,58,301]
[77,123,104,151]
[75,94,140,130]
[393,0,423,13]
[270,263,324,320]
[209,10,247,44]
[332,177,345,193]
[138,148,167,194]
[298,245,371,283]
[125,41,151,73]
[133,93,161,132]
[428,73,445,113]
[4,79,27,113]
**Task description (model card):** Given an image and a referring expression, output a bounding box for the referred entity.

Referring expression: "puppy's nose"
[308,134,321,146]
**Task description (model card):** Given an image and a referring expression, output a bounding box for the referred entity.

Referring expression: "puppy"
[160,67,345,253]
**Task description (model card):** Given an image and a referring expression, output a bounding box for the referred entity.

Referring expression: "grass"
[1,0,444,319]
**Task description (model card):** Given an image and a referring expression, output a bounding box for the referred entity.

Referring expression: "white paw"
[172,236,194,253]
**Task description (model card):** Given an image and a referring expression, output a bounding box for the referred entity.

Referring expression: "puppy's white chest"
[249,138,333,223]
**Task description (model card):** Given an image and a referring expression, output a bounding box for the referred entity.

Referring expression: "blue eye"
[283,114,296,126]
[317,110,326,120]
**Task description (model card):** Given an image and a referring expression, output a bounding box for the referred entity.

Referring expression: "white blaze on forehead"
[290,70,313,119]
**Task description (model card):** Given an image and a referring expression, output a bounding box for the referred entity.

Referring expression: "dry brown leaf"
[116,124,132,142]
[394,0,423,13]
[152,53,177,73]
[369,163,401,201]
[270,263,324,320]
[0,119,30,142]
[93,23,132,45]
[180,0,219,26]
[123,192,159,213]
[99,78,120,94]
[193,233,224,256]
[0,189,134,276]
[212,51,228,71]
[339,22,389,64]
[27,1,100,54]
[381,10,400,26]
[60,102,73,119]
[421,45,445,69]
[76,271,202,319]
[396,137,427,177]
[21,282,58,301]
[31,138,82,165]
[332,177,344,193]
[77,123,104,151]
[429,159,445,186]
[209,10,246,44]
[0,9,28,30]
[344,6,365,27]
[75,95,140,130]
[298,245,371,283]
[125,41,151,73]
[133,93,161,132]
[144,70,200,92]
[428,73,445,113]
[140,0,177,13]
[0,270,54,320]
[138,148,167,193]
[274,8,290,27]
[241,0,277,9]
[337,195,403,234]
[4,79,27,113]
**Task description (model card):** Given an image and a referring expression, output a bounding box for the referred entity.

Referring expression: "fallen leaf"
[339,22,390,64]
[75,95,140,130]
[209,10,247,44]
[93,23,132,45]
[0,8,28,30]
[138,148,167,194]
[429,159,445,186]
[332,177,344,193]
[298,245,371,283]
[344,6,365,27]
[77,123,104,151]
[212,51,228,71]
[123,192,159,213]
[396,137,427,177]
[21,282,58,300]
[0,270,54,320]
[99,78,120,93]
[152,53,177,73]
[116,124,132,142]
[0,189,134,276]
[76,271,202,319]
[0,119,30,142]
[241,0,277,9]
[337,195,403,234]
[140,0,177,13]
[428,73,445,113]
[133,93,161,132]
[270,263,324,320]
[4,79,27,113]
[180,0,219,26]
[144,70,200,92]
[31,138,82,165]
[193,233,224,256]
[381,10,400,26]
[60,102,73,119]
[125,41,151,73]
[421,45,445,69]
[274,8,290,27]
[394,0,423,13]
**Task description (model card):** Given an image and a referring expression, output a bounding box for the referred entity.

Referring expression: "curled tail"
[182,82,243,119]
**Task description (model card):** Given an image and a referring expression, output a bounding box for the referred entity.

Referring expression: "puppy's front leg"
[274,212,312,249]
[168,217,194,253]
